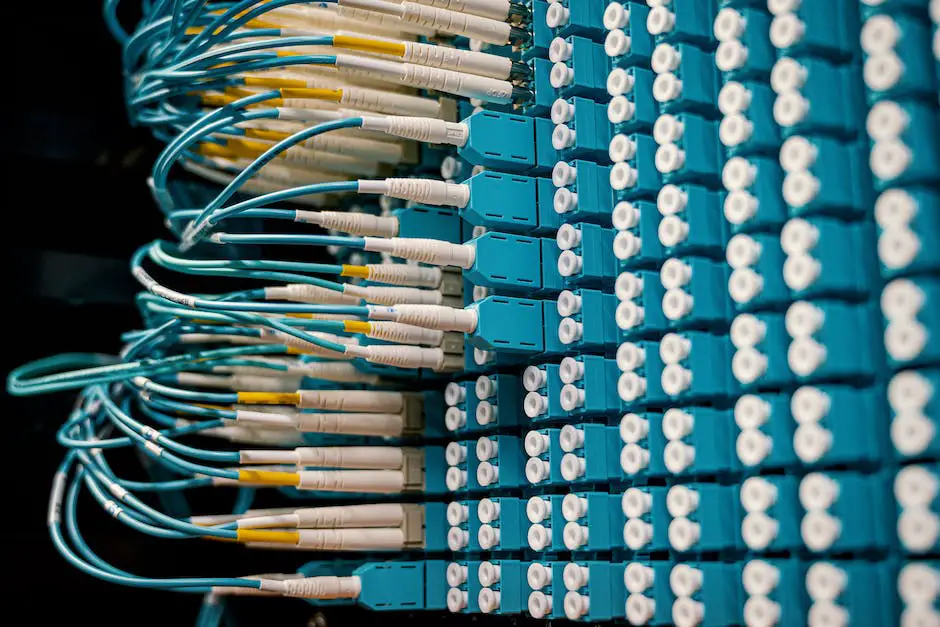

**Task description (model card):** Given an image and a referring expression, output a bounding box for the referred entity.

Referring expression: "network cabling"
[16,0,542,611]
[11,0,940,625]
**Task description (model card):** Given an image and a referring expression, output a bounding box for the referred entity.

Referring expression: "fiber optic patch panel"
[10,0,940,625]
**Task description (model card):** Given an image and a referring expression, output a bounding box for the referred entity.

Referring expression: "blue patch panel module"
[9,0,940,625]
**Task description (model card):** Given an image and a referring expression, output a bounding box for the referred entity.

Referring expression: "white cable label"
[141,426,161,442]
[48,472,67,525]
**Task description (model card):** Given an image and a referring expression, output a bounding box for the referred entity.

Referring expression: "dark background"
[3,4,525,625]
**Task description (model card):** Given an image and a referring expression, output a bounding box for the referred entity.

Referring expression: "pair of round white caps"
[535,590,588,622]
[445,377,495,405]
[447,587,502,615]
[447,561,502,589]
[526,566,596,620]
[618,334,688,377]
[524,433,586,467]
[444,405,496,433]
[526,521,588,552]
[753,565,860,627]
[453,440,488,469]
